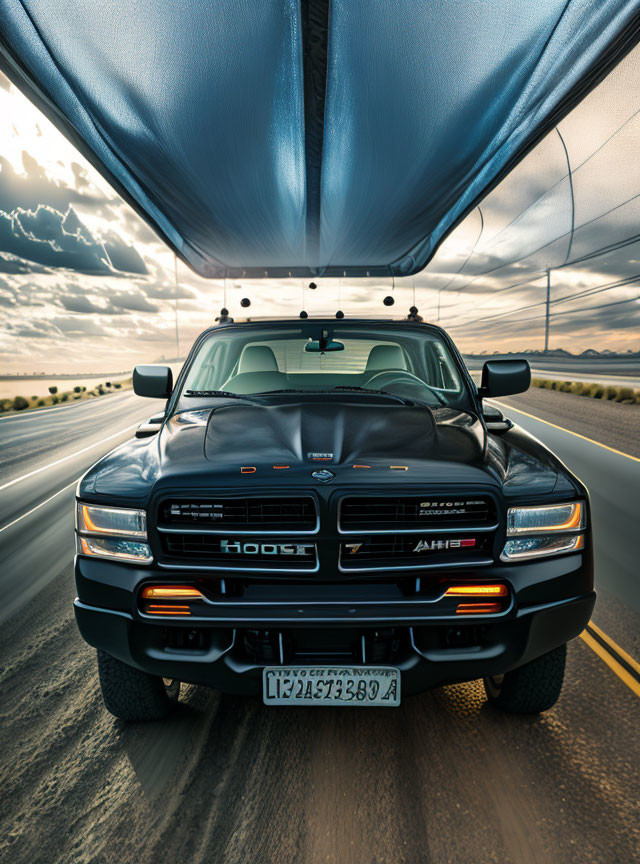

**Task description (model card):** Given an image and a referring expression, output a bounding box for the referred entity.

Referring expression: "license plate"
[263,666,400,707]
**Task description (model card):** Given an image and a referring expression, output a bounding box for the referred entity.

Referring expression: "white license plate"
[263,666,400,707]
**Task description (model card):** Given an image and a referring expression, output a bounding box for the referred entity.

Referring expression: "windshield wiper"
[334,385,448,408]
[251,387,413,406]
[251,389,310,395]
[184,389,253,400]
[332,386,414,406]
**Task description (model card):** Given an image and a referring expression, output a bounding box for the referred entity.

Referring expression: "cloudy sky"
[1,47,639,374]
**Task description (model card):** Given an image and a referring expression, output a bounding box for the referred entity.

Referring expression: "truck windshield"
[179,322,472,410]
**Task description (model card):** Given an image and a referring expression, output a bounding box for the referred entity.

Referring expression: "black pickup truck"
[74,318,594,720]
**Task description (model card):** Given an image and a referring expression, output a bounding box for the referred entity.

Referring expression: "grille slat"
[161,534,318,570]
[339,495,495,532]
[340,533,492,570]
[159,496,317,531]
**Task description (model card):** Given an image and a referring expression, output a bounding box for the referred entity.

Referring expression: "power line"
[443,273,640,331]
[436,105,640,298]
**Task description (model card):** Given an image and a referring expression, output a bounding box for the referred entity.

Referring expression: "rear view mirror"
[133,365,173,399]
[479,359,530,398]
[305,339,344,353]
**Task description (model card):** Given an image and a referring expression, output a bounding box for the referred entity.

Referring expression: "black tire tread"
[484,643,566,714]
[97,650,172,721]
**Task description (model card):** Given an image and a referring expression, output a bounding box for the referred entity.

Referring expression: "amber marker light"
[445,584,509,597]
[559,501,583,530]
[389,465,408,471]
[273,465,290,470]
[353,464,371,469]
[456,602,503,615]
[141,586,204,600]
[147,605,191,616]
[80,505,99,532]
[241,466,256,474]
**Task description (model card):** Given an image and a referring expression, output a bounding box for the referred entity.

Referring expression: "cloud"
[120,207,160,245]
[0,204,149,276]
[141,282,196,300]
[0,152,108,214]
[0,204,114,273]
[108,292,159,313]
[101,230,148,275]
[0,291,16,307]
[50,316,110,337]
[0,251,52,274]
[71,162,90,191]
[58,294,107,314]
[8,319,63,339]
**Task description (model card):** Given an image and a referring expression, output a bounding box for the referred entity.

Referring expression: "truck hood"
[202,401,482,466]
[81,399,570,501]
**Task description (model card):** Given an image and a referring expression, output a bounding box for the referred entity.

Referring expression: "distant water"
[0,374,131,400]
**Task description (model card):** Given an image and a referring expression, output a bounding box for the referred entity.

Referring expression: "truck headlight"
[501,501,585,562]
[506,502,584,535]
[76,503,152,563]
[501,534,584,561]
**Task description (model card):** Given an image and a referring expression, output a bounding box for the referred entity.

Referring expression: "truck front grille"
[159,534,318,571]
[339,495,496,532]
[158,496,317,532]
[339,533,493,570]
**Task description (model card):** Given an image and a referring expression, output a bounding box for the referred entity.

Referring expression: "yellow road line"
[587,620,640,677]
[580,630,640,698]
[490,400,640,464]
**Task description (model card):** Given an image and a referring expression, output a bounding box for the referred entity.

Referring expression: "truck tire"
[97,650,180,721]
[483,643,566,714]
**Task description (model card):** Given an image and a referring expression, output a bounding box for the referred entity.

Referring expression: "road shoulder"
[497,388,640,459]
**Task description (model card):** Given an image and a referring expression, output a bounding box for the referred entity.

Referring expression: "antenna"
[173,254,180,360]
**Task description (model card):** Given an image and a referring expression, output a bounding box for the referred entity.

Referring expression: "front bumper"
[74,550,594,696]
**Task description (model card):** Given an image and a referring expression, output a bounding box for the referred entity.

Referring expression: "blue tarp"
[1,1,639,277]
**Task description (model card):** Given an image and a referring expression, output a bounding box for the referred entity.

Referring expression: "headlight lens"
[506,501,584,536]
[79,536,153,563]
[77,503,147,537]
[76,503,151,563]
[501,534,584,562]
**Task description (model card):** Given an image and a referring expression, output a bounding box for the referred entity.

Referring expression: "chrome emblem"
[413,538,476,552]
[220,540,314,556]
[312,469,335,483]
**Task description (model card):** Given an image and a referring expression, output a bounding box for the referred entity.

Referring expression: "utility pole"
[174,254,180,361]
[544,268,551,354]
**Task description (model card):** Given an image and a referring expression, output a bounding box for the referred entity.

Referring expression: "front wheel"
[484,643,566,714]
[97,650,180,721]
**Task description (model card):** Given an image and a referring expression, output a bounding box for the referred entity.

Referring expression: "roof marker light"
[389,465,408,471]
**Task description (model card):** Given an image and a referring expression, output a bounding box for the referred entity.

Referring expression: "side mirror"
[479,359,530,398]
[133,365,173,399]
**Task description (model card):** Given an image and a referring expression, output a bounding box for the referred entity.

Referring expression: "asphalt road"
[0,392,164,624]
[0,391,638,864]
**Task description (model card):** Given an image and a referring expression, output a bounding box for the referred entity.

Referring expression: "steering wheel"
[364,370,445,402]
